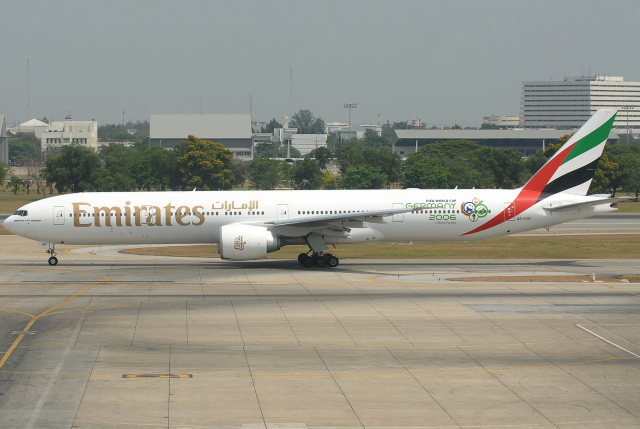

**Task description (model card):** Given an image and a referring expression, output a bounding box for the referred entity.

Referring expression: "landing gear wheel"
[302,255,314,267]
[326,255,339,268]
[315,256,326,267]
[298,253,307,265]
[48,256,58,266]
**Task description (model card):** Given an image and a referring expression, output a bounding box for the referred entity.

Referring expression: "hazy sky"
[2,0,639,128]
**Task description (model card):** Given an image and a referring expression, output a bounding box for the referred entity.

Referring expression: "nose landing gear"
[297,252,339,268]
[46,244,58,266]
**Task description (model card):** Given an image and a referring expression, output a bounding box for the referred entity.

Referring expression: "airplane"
[4,109,627,268]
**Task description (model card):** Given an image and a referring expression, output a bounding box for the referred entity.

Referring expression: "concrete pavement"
[0,235,639,428]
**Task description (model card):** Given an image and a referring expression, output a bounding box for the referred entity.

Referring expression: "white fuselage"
[4,189,615,247]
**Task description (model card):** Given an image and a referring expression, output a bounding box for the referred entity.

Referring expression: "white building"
[8,118,48,134]
[39,120,99,152]
[336,124,381,140]
[324,122,347,134]
[521,76,640,128]
[0,115,7,164]
[291,134,328,156]
[482,114,521,128]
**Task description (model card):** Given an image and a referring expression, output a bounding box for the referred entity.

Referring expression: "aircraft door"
[277,204,289,221]
[53,206,65,225]
[392,203,404,222]
[504,202,516,221]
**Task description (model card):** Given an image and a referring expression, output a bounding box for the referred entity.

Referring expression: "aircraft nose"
[2,215,17,234]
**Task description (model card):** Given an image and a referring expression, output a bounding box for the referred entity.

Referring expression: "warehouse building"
[393,129,619,158]
[149,114,252,160]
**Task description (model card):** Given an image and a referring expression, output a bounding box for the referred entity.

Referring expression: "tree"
[522,151,547,182]
[480,123,500,130]
[340,164,387,189]
[407,139,515,189]
[232,161,250,188]
[362,148,402,188]
[90,143,136,192]
[392,121,408,130]
[261,118,283,133]
[249,157,290,190]
[335,145,364,175]
[9,133,40,165]
[321,171,338,189]
[254,140,301,158]
[129,145,178,191]
[601,144,640,197]
[6,176,23,195]
[175,135,235,191]
[0,162,7,184]
[403,158,451,189]
[309,146,332,170]
[98,124,132,141]
[290,110,325,134]
[589,153,619,195]
[292,157,323,190]
[474,147,523,189]
[41,145,102,193]
[381,121,396,141]
[362,129,389,148]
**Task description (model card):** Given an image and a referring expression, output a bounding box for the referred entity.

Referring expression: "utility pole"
[344,103,357,141]
[122,110,125,127]
[27,59,30,119]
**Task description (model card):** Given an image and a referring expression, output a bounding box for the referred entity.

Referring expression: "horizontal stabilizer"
[542,197,634,212]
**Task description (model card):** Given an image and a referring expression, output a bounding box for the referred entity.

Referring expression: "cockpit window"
[13,210,28,217]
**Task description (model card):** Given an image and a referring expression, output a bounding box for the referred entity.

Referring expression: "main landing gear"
[297,252,339,268]
[46,244,58,266]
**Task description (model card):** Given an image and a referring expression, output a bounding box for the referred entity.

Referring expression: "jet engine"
[218,224,281,261]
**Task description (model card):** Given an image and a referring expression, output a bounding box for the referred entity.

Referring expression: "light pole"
[344,103,356,141]
[621,105,635,144]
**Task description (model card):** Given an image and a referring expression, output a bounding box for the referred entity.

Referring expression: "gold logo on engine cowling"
[234,235,246,251]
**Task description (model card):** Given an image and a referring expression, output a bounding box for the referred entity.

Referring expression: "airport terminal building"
[521,75,640,128]
[149,114,253,160]
[392,128,619,158]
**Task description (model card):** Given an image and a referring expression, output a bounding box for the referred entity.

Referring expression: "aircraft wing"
[542,197,635,213]
[263,207,414,228]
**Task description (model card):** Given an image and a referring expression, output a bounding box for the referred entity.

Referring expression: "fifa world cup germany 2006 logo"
[234,235,246,251]
[461,198,489,222]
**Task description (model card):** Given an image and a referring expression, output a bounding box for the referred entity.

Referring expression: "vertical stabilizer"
[523,109,617,198]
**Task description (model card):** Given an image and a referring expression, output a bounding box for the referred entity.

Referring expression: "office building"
[521,76,640,128]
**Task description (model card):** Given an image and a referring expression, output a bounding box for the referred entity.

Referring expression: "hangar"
[149,114,253,160]
[393,128,620,158]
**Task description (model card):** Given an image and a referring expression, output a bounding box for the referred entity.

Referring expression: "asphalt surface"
[0,233,639,429]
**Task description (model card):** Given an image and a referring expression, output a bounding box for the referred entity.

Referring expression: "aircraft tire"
[315,257,326,267]
[48,256,58,266]
[326,255,339,268]
[297,253,307,264]
[302,256,314,267]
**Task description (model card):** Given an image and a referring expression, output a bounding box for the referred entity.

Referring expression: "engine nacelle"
[218,224,281,261]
